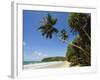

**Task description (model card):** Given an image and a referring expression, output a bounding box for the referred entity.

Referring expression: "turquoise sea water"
[23,61,42,65]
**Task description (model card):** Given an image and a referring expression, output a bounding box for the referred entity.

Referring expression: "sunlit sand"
[23,61,70,69]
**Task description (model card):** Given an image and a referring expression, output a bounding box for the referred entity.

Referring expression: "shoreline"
[23,61,70,69]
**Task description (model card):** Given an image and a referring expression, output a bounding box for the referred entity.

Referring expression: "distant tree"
[42,56,67,62]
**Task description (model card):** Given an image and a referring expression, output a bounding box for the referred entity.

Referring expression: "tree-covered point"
[42,57,67,62]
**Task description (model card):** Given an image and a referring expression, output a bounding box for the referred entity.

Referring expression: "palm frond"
[51,18,57,25]
[38,13,58,39]
[42,31,47,36]
[52,28,58,33]
[38,26,45,30]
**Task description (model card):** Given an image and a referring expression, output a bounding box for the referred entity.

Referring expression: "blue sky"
[23,10,76,61]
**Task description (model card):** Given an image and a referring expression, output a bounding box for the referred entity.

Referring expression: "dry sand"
[23,61,70,69]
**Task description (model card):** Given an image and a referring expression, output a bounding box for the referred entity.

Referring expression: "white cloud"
[23,42,26,46]
[31,51,48,61]
[23,43,48,61]
[34,51,41,56]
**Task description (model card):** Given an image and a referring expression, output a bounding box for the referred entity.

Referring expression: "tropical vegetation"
[42,57,67,62]
[38,13,91,67]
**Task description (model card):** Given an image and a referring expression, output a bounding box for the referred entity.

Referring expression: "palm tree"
[38,13,89,56]
[68,13,91,65]
[68,13,91,40]
[38,14,58,39]
[60,29,68,40]
[38,13,91,66]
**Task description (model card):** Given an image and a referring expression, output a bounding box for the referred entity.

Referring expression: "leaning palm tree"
[68,13,91,65]
[38,14,58,39]
[38,13,91,66]
[68,13,91,40]
[38,13,89,56]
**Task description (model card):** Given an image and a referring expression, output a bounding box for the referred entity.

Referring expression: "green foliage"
[47,14,57,25]
[68,13,88,31]
[60,29,68,40]
[66,44,75,61]
[42,56,67,62]
[70,56,79,66]
[66,36,91,66]
[68,13,91,40]
[38,25,58,39]
[38,14,58,39]
[66,13,91,66]
[38,13,91,67]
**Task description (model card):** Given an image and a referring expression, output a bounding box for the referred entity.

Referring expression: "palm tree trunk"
[75,17,91,41]
[70,42,89,58]
[81,27,91,40]
[55,33,89,58]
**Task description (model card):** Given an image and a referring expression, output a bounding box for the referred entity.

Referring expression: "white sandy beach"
[23,61,70,69]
